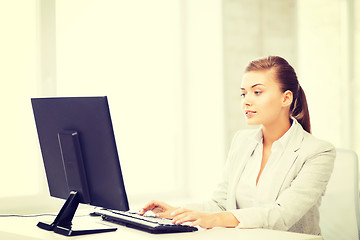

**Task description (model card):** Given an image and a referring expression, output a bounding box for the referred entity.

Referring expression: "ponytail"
[245,56,311,133]
[291,85,311,133]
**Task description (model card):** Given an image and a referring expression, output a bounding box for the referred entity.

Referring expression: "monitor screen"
[31,96,129,212]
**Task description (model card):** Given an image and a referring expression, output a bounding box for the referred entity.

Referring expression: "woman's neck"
[262,118,292,146]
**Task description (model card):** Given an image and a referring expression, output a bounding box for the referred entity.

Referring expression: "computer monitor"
[31,96,129,236]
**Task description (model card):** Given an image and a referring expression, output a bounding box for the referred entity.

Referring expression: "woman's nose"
[242,96,252,106]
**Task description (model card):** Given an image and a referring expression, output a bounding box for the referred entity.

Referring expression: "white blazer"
[187,119,335,235]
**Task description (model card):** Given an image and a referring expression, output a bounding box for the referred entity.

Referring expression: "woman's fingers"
[138,200,178,219]
[171,210,216,229]
[139,200,166,215]
[173,214,197,224]
[171,207,189,217]
[190,219,214,229]
[190,219,201,227]
[172,209,205,225]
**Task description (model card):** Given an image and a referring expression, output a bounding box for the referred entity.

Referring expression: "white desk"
[0,213,322,240]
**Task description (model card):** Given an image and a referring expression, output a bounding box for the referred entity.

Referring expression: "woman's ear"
[282,90,293,107]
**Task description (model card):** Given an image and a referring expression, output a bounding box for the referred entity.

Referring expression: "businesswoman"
[139,56,335,235]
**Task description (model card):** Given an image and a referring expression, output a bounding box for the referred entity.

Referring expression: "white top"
[235,120,296,210]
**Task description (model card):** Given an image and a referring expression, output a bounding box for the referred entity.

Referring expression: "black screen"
[31,96,129,211]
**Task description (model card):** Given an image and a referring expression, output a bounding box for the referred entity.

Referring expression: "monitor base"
[37,192,117,236]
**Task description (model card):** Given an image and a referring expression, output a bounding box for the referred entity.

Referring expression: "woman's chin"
[245,119,260,125]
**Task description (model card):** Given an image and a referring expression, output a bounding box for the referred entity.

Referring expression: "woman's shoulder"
[303,131,334,150]
[299,130,336,159]
[288,119,335,156]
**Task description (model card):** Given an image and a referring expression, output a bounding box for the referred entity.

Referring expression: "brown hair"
[245,56,311,133]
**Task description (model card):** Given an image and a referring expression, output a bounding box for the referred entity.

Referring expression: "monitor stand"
[37,191,117,236]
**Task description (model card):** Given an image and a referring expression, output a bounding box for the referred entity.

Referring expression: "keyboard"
[95,209,198,234]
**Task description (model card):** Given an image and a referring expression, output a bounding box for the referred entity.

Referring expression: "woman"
[139,56,335,235]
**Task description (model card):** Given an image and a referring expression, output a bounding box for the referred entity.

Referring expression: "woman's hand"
[171,208,240,229]
[138,200,178,219]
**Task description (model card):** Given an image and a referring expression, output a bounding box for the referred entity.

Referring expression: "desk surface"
[0,212,323,240]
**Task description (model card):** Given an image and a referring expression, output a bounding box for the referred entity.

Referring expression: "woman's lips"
[245,110,256,118]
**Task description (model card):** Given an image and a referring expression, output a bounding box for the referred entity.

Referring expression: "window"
[54,0,225,201]
[0,0,225,211]
[55,0,184,199]
[0,0,43,198]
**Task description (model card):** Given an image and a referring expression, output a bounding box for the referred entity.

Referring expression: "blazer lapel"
[226,135,259,209]
[264,121,304,202]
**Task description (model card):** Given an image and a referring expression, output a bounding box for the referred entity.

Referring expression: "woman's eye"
[254,91,262,95]
[240,93,246,98]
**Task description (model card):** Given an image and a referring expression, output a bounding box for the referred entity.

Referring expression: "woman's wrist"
[215,211,240,228]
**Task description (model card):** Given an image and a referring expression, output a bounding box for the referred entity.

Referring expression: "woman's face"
[240,70,291,127]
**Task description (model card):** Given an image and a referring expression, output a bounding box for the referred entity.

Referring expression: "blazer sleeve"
[231,140,336,230]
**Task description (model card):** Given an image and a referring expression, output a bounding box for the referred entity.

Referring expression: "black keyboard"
[96,210,198,234]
